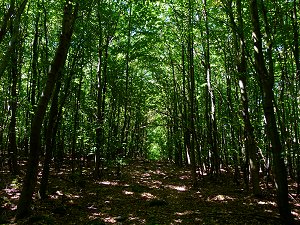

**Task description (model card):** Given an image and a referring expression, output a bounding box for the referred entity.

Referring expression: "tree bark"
[188,0,197,186]
[203,0,219,175]
[226,0,261,195]
[248,0,292,223]
[39,79,61,199]
[8,43,19,175]
[0,0,15,44]
[16,1,78,219]
[0,0,28,79]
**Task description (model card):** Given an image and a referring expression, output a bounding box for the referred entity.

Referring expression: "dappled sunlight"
[152,169,166,176]
[97,181,120,186]
[65,193,81,199]
[3,187,20,200]
[207,194,235,202]
[122,190,134,195]
[141,172,152,177]
[165,184,188,192]
[88,212,115,222]
[87,204,98,210]
[0,160,293,224]
[102,216,117,223]
[257,200,276,206]
[1,179,21,212]
[179,175,190,180]
[173,210,203,223]
[128,216,146,223]
[88,212,147,224]
[141,192,156,200]
[175,210,194,216]
[138,179,163,189]
[292,210,300,220]
[173,218,183,223]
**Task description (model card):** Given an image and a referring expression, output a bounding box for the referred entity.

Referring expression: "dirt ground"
[1,160,300,224]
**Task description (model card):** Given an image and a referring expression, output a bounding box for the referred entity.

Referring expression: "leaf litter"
[1,160,300,224]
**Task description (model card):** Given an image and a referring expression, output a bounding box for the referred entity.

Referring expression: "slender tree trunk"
[30,12,40,110]
[0,0,28,79]
[203,0,219,175]
[292,0,300,189]
[95,36,109,178]
[95,42,103,177]
[121,1,132,154]
[0,0,14,44]
[71,69,83,173]
[227,0,261,195]
[181,43,190,166]
[16,2,78,218]
[248,0,292,222]
[171,54,181,166]
[39,79,61,199]
[8,45,19,175]
[187,0,197,186]
[292,0,299,79]
[6,0,28,176]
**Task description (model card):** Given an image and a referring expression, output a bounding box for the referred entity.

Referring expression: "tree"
[225,0,261,196]
[16,1,78,218]
[248,0,292,222]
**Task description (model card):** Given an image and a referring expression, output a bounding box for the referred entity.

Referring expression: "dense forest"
[1,0,300,224]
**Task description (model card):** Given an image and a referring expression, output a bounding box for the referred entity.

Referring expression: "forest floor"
[1,160,300,224]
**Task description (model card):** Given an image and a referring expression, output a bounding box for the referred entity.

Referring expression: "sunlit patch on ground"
[49,194,60,200]
[292,210,300,219]
[97,181,119,186]
[87,204,98,210]
[122,190,134,195]
[152,169,166,176]
[128,215,146,223]
[141,192,156,199]
[56,190,64,196]
[257,200,276,206]
[0,160,294,224]
[88,212,117,223]
[65,193,81,199]
[207,194,235,202]
[2,179,21,209]
[175,210,194,216]
[138,179,162,189]
[179,175,190,180]
[173,218,183,223]
[165,184,188,192]
[3,188,20,199]
[103,216,117,223]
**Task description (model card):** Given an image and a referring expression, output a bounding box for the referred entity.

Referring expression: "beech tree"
[0,0,299,223]
[248,0,292,222]
[16,1,78,218]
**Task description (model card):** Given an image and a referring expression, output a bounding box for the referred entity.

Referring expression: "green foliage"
[0,0,299,183]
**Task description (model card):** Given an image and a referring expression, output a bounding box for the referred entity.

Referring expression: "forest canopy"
[0,0,299,223]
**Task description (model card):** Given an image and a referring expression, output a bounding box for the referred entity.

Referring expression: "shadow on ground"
[1,160,299,224]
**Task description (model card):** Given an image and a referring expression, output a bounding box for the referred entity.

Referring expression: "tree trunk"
[8,44,19,175]
[16,1,78,219]
[71,71,83,174]
[0,0,28,79]
[226,0,261,195]
[0,0,15,44]
[248,0,292,222]
[95,36,109,178]
[203,0,219,175]
[39,79,61,199]
[187,0,197,186]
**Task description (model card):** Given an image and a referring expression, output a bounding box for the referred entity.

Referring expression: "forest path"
[1,160,299,224]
